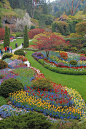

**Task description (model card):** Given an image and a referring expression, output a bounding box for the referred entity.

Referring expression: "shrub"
[69,60,77,65]
[0,112,52,129]
[38,59,44,65]
[0,96,7,106]
[79,56,86,61]
[0,78,24,98]
[31,77,53,91]
[57,62,64,67]
[0,60,8,69]
[14,49,25,56]
[2,53,13,60]
[59,52,68,59]
[0,75,4,79]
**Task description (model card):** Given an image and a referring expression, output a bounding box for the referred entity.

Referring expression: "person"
[15,43,18,48]
[5,46,7,53]
[1,50,3,57]
[22,43,23,47]
[7,46,9,53]
[10,46,12,53]
[0,49,1,56]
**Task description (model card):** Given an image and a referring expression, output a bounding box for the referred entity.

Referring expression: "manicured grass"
[9,38,24,49]
[26,51,86,102]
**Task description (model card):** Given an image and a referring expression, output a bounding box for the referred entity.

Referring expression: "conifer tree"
[4,26,10,47]
[0,16,2,28]
[24,25,29,48]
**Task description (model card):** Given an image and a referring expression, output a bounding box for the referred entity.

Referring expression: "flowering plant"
[59,52,68,60]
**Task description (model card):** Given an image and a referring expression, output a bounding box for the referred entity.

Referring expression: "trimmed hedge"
[2,53,13,60]
[14,49,25,56]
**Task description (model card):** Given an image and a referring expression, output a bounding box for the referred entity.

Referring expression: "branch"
[66,0,72,13]
[73,0,83,15]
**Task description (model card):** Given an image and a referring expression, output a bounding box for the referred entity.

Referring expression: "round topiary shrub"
[0,60,8,69]
[31,77,53,91]
[2,53,13,60]
[69,60,77,65]
[0,78,24,98]
[14,49,25,56]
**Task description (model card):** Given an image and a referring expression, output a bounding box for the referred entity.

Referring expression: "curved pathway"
[0,44,23,59]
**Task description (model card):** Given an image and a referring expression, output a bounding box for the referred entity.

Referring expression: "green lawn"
[9,38,24,49]
[26,51,86,102]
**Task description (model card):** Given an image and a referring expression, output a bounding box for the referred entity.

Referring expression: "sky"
[46,0,55,3]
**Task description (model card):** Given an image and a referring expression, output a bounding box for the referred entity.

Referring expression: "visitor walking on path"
[15,43,18,48]
[7,46,9,53]
[0,49,1,56]
[5,47,7,53]
[1,50,3,57]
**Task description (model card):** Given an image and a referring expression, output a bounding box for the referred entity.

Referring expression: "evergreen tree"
[24,25,29,48]
[0,16,2,28]
[4,26,10,47]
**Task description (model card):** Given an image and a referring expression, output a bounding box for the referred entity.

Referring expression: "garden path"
[0,44,23,59]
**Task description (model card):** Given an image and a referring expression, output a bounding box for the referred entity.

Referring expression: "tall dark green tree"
[0,16,2,28]
[24,25,29,48]
[4,26,10,47]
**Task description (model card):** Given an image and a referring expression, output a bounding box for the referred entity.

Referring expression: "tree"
[24,25,29,48]
[4,26,10,47]
[0,16,2,28]
[15,13,31,32]
[76,21,86,37]
[0,28,5,40]
[60,0,84,16]
[34,32,70,58]
[52,21,70,35]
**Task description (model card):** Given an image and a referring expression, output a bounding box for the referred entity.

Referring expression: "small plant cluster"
[32,52,44,60]
[59,52,68,60]
[0,105,28,118]
[0,60,8,69]
[17,55,28,62]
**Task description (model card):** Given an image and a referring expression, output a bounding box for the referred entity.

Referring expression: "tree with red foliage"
[0,28,5,40]
[28,28,45,39]
[34,32,70,58]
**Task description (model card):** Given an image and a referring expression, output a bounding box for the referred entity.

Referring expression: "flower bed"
[32,51,86,75]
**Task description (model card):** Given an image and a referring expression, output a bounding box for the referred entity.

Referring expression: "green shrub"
[2,53,13,60]
[69,60,77,65]
[38,59,44,65]
[85,51,86,56]
[32,77,53,91]
[0,112,52,129]
[0,75,4,79]
[0,96,7,106]
[0,78,24,98]
[0,60,8,69]
[14,49,25,56]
